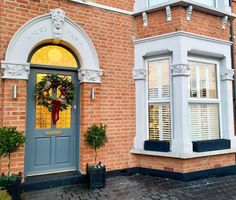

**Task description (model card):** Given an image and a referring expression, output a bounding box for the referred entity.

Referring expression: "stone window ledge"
[133,0,236,19]
[131,148,236,159]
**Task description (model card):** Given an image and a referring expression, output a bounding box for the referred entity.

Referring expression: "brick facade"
[0,0,235,178]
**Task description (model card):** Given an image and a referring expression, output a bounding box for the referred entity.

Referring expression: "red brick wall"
[136,154,236,173]
[136,7,230,40]
[0,80,26,174]
[85,0,134,11]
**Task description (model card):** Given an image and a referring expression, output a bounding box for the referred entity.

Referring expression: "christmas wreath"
[35,74,74,124]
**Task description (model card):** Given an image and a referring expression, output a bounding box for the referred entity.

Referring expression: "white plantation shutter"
[189,60,220,141]
[148,59,171,141]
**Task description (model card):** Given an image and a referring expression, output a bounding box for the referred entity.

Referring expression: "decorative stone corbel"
[142,12,148,27]
[221,68,234,81]
[133,69,146,80]
[222,15,228,30]
[171,64,190,76]
[78,68,103,83]
[186,5,193,21]
[166,6,172,22]
[50,8,65,40]
[1,61,30,80]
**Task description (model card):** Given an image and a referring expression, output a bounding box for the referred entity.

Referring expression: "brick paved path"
[21,174,236,200]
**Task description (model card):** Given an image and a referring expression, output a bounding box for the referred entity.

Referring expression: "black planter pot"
[0,175,21,200]
[86,164,106,189]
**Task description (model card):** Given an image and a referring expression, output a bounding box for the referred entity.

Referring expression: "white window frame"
[188,57,222,140]
[145,56,173,141]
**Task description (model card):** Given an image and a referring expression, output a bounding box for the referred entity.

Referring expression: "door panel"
[25,68,78,175]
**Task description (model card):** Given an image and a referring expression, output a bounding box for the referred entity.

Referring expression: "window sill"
[133,0,235,20]
[131,148,236,159]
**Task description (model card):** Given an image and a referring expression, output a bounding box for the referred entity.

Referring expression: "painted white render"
[133,31,235,158]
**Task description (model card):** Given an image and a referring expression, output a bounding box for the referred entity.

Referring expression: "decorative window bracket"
[142,12,148,27]
[166,6,172,22]
[222,15,228,30]
[186,5,193,21]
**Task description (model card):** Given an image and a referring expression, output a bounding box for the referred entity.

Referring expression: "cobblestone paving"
[21,174,236,200]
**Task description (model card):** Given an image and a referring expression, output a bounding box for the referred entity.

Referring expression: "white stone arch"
[1,9,102,83]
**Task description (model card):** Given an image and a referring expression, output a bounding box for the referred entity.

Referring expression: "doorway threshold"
[22,171,85,192]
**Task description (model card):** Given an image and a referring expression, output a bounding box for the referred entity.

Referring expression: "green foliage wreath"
[35,74,74,112]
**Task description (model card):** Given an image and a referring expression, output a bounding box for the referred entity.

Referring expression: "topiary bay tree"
[0,127,25,176]
[85,124,108,165]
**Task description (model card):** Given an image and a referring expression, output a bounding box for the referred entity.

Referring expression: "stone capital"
[171,64,190,76]
[221,68,234,81]
[78,68,103,83]
[1,61,30,80]
[133,69,146,80]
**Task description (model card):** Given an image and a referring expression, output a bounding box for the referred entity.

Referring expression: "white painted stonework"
[132,69,146,80]
[134,0,231,13]
[171,64,190,76]
[1,62,30,80]
[1,8,102,83]
[78,69,103,83]
[221,68,234,81]
[133,31,235,157]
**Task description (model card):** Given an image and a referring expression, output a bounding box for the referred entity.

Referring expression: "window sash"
[190,103,220,141]
[189,61,218,99]
[188,58,221,141]
[147,57,171,141]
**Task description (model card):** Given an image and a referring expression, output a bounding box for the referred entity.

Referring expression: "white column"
[221,66,235,148]
[171,63,193,155]
[133,69,147,149]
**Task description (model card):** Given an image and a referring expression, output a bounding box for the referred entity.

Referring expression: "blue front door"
[25,68,78,176]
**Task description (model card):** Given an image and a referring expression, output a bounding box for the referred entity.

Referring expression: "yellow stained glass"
[31,45,77,68]
[36,74,52,129]
[36,73,71,129]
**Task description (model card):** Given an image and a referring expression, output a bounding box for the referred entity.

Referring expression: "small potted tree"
[0,127,25,200]
[85,124,108,189]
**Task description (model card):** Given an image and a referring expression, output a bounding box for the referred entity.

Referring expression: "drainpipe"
[229,0,236,135]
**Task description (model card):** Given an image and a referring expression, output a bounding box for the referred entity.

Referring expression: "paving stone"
[21,174,236,200]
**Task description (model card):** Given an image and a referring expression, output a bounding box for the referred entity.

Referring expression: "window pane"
[148,59,170,100]
[189,61,217,99]
[148,0,167,6]
[149,104,171,141]
[190,104,219,141]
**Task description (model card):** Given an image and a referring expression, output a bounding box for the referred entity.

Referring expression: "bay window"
[147,58,171,141]
[188,60,220,141]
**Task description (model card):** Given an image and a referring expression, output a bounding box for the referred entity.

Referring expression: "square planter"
[86,164,106,189]
[193,139,231,152]
[144,140,170,152]
[0,175,21,200]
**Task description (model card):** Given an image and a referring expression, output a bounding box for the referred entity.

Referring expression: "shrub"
[0,189,12,200]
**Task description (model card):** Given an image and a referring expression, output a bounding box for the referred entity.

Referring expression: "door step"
[22,171,85,192]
